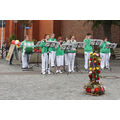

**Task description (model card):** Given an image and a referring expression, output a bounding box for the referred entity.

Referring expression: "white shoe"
[56,70,59,73]
[48,71,51,75]
[101,67,104,70]
[59,70,62,74]
[71,70,75,72]
[42,72,46,75]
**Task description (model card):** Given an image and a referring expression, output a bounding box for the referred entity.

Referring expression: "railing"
[114,48,120,60]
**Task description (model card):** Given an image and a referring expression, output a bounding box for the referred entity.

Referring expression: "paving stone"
[0,59,120,100]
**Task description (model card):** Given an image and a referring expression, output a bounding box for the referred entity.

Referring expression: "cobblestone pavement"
[0,58,120,100]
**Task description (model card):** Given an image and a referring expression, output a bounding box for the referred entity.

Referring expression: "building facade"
[0,20,120,46]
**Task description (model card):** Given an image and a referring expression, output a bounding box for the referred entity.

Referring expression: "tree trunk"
[103,24,112,42]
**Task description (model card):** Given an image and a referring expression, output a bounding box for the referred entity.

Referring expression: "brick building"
[0,20,120,46]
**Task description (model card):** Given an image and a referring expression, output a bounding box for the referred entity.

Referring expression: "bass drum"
[23,41,34,54]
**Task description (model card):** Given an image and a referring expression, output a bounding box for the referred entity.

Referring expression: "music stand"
[60,42,85,74]
[34,41,41,67]
[74,42,86,73]
[105,43,117,49]
[105,43,117,71]
[90,39,103,52]
[45,41,60,74]
[60,43,71,73]
[60,42,73,74]
[33,45,41,67]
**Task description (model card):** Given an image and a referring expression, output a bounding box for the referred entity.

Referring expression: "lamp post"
[14,20,18,39]
[1,20,4,49]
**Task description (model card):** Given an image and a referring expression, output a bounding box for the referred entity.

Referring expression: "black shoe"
[85,69,88,71]
[22,67,28,69]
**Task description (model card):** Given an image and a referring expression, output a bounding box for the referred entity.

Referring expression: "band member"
[68,35,76,73]
[48,33,56,67]
[64,37,69,66]
[56,36,64,73]
[40,34,50,74]
[99,37,111,70]
[19,35,30,69]
[83,33,93,70]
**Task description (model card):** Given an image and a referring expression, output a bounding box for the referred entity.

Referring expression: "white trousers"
[41,53,49,73]
[100,53,110,69]
[49,51,56,67]
[84,52,90,70]
[22,53,29,68]
[56,55,64,67]
[64,53,68,65]
[68,53,76,72]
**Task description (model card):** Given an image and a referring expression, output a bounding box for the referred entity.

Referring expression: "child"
[83,33,93,70]
[40,34,50,74]
[48,33,56,67]
[99,37,111,70]
[68,35,76,73]
[56,36,64,73]
[19,35,30,69]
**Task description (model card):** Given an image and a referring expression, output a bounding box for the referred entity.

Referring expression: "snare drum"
[23,41,34,54]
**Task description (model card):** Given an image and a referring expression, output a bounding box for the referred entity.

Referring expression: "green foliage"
[84,20,120,42]
[9,34,16,43]
[86,20,120,30]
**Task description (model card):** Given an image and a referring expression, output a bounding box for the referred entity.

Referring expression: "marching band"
[18,33,117,74]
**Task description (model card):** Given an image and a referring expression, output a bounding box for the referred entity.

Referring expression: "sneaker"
[59,70,62,74]
[48,71,51,75]
[71,70,75,72]
[42,72,46,75]
[22,67,28,69]
[106,67,110,70]
[56,70,59,74]
[101,68,104,70]
[51,66,55,68]
[84,69,88,71]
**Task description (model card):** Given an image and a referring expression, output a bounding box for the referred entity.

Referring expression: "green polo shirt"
[40,40,48,54]
[56,46,64,56]
[99,41,110,53]
[83,38,93,52]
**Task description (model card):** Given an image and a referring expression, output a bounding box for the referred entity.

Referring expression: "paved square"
[0,59,120,100]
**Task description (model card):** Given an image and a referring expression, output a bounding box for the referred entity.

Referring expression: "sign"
[25,26,30,29]
[20,25,31,29]
[6,44,15,61]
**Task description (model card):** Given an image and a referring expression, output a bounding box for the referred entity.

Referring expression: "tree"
[86,20,120,42]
